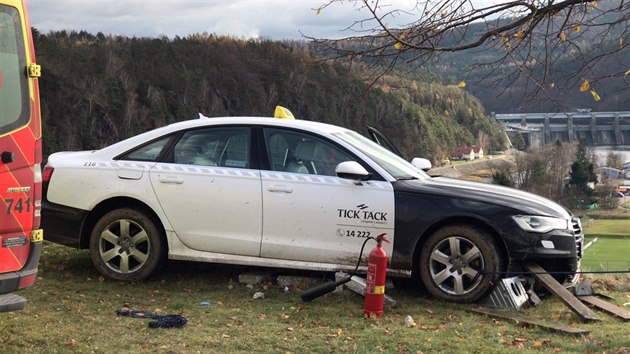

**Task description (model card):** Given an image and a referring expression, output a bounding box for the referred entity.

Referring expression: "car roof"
[97,116,352,156]
[166,116,349,134]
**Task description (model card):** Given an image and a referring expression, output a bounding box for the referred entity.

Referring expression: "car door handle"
[158,176,184,184]
[267,185,293,193]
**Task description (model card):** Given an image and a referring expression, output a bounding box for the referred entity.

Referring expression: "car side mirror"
[335,161,372,180]
[411,157,432,171]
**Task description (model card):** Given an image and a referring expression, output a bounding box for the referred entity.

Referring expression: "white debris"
[403,315,416,328]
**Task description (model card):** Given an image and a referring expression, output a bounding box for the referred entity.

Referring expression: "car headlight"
[512,215,570,233]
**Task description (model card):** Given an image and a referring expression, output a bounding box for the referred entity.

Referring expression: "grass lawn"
[1,243,629,353]
[582,218,630,237]
[581,237,630,271]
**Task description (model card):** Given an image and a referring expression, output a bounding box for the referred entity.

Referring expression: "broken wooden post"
[523,262,601,322]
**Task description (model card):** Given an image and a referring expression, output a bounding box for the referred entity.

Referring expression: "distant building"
[450,147,474,161]
[595,167,623,179]
[472,146,484,160]
[450,146,484,161]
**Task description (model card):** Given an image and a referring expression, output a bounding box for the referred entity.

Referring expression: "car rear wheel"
[89,208,164,281]
[418,225,503,303]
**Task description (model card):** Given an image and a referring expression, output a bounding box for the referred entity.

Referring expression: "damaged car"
[42,113,583,303]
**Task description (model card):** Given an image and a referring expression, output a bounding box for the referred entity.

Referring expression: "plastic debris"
[403,315,416,328]
[253,292,265,300]
[199,301,210,307]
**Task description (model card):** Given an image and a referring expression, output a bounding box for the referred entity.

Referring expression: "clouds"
[27,0,375,40]
[28,0,506,40]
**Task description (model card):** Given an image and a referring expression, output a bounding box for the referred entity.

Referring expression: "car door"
[260,127,395,265]
[150,126,262,256]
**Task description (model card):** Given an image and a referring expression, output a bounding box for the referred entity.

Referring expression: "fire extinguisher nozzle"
[300,275,352,302]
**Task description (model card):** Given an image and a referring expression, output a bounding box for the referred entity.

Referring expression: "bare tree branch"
[307,0,630,110]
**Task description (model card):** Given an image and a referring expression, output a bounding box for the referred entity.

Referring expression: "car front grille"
[572,217,584,258]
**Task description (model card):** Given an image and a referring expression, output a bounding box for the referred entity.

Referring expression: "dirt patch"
[429,155,515,179]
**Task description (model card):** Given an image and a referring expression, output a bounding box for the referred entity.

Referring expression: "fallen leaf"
[580,80,590,92]
[534,341,543,347]
[258,313,266,321]
[287,327,295,332]
[560,31,567,42]
[590,90,601,102]
[457,81,466,88]
[65,339,77,348]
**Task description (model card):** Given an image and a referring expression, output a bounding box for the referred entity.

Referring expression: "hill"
[304,2,630,114]
[33,30,505,161]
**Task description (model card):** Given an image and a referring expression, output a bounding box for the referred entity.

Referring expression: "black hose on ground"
[300,236,375,302]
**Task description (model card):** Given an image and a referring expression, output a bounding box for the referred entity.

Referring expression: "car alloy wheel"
[89,208,164,281]
[419,225,502,303]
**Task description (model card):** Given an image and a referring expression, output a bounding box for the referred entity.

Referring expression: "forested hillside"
[34,30,505,161]
[305,1,630,114]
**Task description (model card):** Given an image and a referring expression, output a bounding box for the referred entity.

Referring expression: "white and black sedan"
[42,114,583,303]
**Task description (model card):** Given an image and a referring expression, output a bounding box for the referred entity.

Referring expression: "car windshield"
[334,131,429,180]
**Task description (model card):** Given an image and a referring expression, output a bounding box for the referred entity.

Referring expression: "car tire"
[89,208,164,281]
[418,224,503,303]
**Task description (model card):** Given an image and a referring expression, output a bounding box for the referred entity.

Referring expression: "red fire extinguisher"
[364,233,390,318]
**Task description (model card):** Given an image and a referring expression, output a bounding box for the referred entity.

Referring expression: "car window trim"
[259,125,386,181]
[114,133,179,162]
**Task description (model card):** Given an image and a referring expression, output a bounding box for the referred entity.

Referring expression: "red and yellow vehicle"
[0,0,43,311]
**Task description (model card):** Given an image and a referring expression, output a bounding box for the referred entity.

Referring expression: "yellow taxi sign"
[274,106,295,120]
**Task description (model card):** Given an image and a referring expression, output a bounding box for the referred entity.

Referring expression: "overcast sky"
[27,0,498,40]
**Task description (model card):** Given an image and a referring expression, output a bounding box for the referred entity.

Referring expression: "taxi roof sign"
[274,106,295,120]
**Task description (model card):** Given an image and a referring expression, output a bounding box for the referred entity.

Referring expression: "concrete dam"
[495,111,630,148]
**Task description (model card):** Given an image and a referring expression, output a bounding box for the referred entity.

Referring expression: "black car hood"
[397,176,571,219]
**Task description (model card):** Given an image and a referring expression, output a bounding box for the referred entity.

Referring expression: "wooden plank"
[523,262,601,322]
[579,295,630,321]
[469,307,590,335]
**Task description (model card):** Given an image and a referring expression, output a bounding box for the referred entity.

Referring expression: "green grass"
[582,210,630,220]
[1,243,629,353]
[582,237,630,271]
[582,219,630,237]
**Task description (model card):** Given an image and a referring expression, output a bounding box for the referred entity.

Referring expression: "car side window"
[173,127,250,168]
[119,136,172,161]
[264,128,354,177]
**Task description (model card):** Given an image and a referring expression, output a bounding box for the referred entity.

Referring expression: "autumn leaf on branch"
[590,90,601,101]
